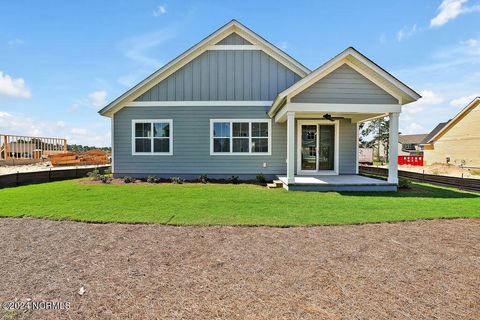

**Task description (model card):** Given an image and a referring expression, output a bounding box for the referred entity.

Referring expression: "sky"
[0,0,479,146]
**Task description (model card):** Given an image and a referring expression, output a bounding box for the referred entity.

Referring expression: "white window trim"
[210,119,272,156]
[296,119,339,175]
[131,119,173,156]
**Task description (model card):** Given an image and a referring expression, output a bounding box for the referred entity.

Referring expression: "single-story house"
[398,134,428,155]
[99,20,420,191]
[423,97,480,167]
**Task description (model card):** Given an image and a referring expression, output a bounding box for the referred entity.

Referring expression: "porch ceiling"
[273,102,401,123]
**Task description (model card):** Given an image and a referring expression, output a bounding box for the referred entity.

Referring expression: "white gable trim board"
[99,20,309,117]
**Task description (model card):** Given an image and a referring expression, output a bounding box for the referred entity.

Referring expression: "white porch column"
[286,111,295,184]
[388,112,399,184]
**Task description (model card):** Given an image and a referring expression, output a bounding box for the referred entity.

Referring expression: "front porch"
[277,175,397,192]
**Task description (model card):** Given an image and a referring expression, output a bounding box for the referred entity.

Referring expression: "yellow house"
[423,97,480,166]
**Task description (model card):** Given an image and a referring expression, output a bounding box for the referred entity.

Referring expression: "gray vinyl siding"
[114,106,287,178]
[291,64,398,104]
[216,32,252,45]
[135,50,302,102]
[338,120,357,174]
[114,107,358,177]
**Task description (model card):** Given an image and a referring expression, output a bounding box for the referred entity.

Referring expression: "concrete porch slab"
[277,175,397,192]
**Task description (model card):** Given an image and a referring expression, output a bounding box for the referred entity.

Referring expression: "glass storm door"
[301,125,317,170]
[300,124,335,172]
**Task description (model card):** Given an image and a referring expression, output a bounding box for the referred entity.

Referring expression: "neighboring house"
[423,97,480,167]
[398,134,427,155]
[99,20,420,190]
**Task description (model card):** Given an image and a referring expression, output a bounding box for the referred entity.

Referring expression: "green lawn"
[0,179,479,226]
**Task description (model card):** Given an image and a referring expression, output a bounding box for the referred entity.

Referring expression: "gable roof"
[424,97,480,144]
[420,121,450,144]
[398,134,428,145]
[99,20,310,117]
[268,47,421,117]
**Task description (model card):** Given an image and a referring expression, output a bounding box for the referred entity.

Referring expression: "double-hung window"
[211,119,271,155]
[132,119,173,155]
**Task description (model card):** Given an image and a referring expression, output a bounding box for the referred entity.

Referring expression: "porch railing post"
[388,113,399,184]
[287,112,295,184]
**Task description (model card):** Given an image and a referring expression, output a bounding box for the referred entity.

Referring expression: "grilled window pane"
[153,123,169,138]
[232,122,249,137]
[232,138,249,152]
[252,122,268,137]
[135,138,151,152]
[251,138,268,153]
[153,138,169,152]
[213,122,230,137]
[135,123,151,138]
[213,138,230,152]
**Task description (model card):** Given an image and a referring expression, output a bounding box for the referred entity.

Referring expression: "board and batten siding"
[114,107,358,178]
[135,50,302,102]
[291,64,398,104]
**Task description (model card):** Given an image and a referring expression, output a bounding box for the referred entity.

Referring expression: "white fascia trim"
[269,48,420,117]
[208,45,261,50]
[127,101,273,107]
[209,119,272,156]
[275,103,401,122]
[131,119,173,156]
[99,20,309,117]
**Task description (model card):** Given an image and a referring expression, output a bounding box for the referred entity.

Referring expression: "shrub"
[104,167,112,174]
[87,169,101,181]
[198,174,208,184]
[147,176,159,183]
[256,173,266,184]
[171,176,185,184]
[398,177,412,189]
[123,176,134,184]
[99,175,112,184]
[229,175,240,184]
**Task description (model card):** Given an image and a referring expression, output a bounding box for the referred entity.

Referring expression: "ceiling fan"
[322,114,345,122]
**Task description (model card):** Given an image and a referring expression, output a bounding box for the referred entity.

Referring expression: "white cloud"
[279,41,288,50]
[430,0,480,27]
[71,128,88,135]
[0,111,110,146]
[397,24,418,42]
[450,93,480,107]
[0,71,31,98]
[88,90,107,107]
[403,90,444,114]
[153,5,167,17]
[402,122,427,134]
[70,90,108,111]
[8,38,25,47]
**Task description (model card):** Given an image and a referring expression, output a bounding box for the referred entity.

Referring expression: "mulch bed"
[0,218,479,319]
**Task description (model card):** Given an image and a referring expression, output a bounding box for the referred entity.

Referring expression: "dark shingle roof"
[398,134,428,145]
[420,121,450,144]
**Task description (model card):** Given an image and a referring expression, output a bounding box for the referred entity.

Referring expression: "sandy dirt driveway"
[0,218,479,319]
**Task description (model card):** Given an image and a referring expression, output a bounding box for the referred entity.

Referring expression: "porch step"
[267,180,284,189]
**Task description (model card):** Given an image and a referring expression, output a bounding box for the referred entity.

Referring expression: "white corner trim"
[296,119,339,176]
[127,101,273,107]
[131,119,173,156]
[209,119,272,156]
[111,114,115,173]
[208,45,261,50]
[355,122,359,174]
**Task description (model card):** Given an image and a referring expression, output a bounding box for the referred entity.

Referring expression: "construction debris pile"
[49,150,110,167]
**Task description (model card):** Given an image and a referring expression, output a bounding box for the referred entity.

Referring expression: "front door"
[298,120,337,175]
